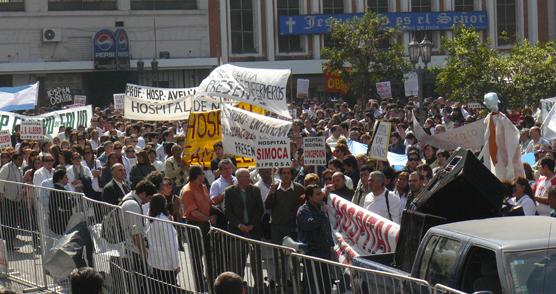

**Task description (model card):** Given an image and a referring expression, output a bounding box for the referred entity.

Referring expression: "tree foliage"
[436,26,556,108]
[323,11,410,101]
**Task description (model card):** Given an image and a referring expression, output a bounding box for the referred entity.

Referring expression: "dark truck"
[354,216,556,293]
[354,148,555,293]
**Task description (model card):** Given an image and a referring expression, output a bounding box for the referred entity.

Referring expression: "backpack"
[100,196,141,244]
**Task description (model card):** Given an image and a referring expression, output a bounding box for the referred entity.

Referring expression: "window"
[460,247,501,293]
[48,0,117,11]
[323,0,344,48]
[454,0,474,12]
[367,0,388,13]
[230,0,257,54]
[505,248,556,294]
[411,0,432,45]
[0,0,24,12]
[130,0,197,10]
[497,0,516,46]
[418,236,463,286]
[277,0,303,53]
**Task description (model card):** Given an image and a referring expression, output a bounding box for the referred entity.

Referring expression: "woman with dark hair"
[146,171,182,222]
[99,152,119,188]
[146,194,180,294]
[512,177,537,216]
[423,145,437,166]
[130,150,156,189]
[60,150,73,169]
[49,168,74,235]
[49,145,61,166]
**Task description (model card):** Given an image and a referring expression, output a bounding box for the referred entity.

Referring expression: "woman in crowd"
[146,194,180,294]
[512,177,537,216]
[99,152,118,188]
[48,168,74,235]
[130,150,156,189]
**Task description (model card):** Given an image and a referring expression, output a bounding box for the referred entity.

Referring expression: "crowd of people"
[1,94,556,292]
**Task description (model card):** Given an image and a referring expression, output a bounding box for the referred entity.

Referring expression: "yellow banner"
[183,103,263,168]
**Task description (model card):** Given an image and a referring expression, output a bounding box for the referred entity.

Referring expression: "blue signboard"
[279,11,488,35]
[93,29,116,59]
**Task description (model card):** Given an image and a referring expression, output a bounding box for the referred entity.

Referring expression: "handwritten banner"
[220,103,292,158]
[328,194,399,264]
[47,87,73,107]
[368,121,391,161]
[197,64,291,118]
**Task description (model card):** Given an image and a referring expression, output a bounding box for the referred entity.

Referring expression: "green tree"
[323,11,410,102]
[434,26,508,105]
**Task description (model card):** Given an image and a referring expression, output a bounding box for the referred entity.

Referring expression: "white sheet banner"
[368,121,391,161]
[124,94,222,121]
[0,105,92,138]
[198,64,291,118]
[256,139,291,168]
[125,83,197,102]
[303,136,326,166]
[542,103,556,140]
[220,103,292,158]
[541,97,556,122]
[413,114,485,151]
[328,194,399,264]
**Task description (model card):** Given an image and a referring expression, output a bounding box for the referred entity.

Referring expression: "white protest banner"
[113,93,125,110]
[198,64,291,118]
[20,120,44,140]
[541,97,556,122]
[47,87,73,107]
[296,79,309,99]
[404,72,418,97]
[125,83,197,102]
[220,103,292,158]
[368,121,391,161]
[0,105,92,138]
[376,81,392,99]
[73,95,86,106]
[413,113,485,151]
[289,108,297,119]
[303,136,326,166]
[328,194,399,264]
[542,103,556,140]
[256,139,291,168]
[124,94,222,121]
[0,131,11,149]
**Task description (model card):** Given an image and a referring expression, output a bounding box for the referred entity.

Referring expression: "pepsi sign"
[93,29,116,59]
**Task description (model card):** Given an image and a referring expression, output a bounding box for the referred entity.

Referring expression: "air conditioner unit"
[42,28,62,42]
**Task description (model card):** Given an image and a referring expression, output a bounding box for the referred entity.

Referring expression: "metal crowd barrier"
[433,284,468,294]
[0,179,468,294]
[207,227,298,294]
[290,252,433,294]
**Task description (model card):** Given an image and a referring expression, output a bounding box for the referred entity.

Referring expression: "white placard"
[256,139,291,168]
[467,102,484,109]
[303,136,326,166]
[404,72,418,97]
[20,120,44,140]
[73,95,86,106]
[296,79,310,99]
[368,121,391,161]
[0,131,11,149]
[197,64,291,118]
[220,103,292,158]
[113,93,125,110]
[376,81,392,99]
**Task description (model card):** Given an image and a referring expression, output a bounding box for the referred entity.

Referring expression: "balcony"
[0,1,24,12]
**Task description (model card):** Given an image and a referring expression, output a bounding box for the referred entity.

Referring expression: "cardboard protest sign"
[73,95,86,106]
[303,136,326,166]
[328,194,399,264]
[197,64,291,118]
[413,114,485,151]
[47,87,73,107]
[0,131,11,149]
[368,121,391,161]
[220,103,292,158]
[20,120,44,140]
[0,105,92,138]
[376,81,392,99]
[256,139,291,168]
[113,94,125,110]
[404,72,418,97]
[296,79,309,99]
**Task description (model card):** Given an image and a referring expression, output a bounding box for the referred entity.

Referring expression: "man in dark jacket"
[224,168,264,286]
[101,164,130,205]
[297,184,334,293]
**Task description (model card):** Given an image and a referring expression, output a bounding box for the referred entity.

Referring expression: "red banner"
[323,68,350,96]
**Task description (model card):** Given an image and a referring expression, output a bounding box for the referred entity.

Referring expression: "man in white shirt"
[209,159,237,210]
[33,153,55,186]
[364,171,401,224]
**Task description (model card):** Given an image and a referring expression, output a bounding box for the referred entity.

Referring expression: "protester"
[70,267,104,294]
[214,272,245,294]
[364,171,401,224]
[352,165,372,207]
[210,158,237,210]
[48,168,73,235]
[0,153,23,250]
[330,171,354,201]
[511,177,537,216]
[101,163,130,205]
[33,153,55,186]
[130,150,156,189]
[165,144,188,195]
[533,157,556,215]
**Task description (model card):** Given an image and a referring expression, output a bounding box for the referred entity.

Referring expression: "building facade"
[0,0,555,104]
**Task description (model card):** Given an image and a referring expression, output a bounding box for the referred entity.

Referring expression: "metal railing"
[433,284,468,294]
[0,179,468,294]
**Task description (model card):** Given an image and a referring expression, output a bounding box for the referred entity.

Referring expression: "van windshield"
[505,249,556,294]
